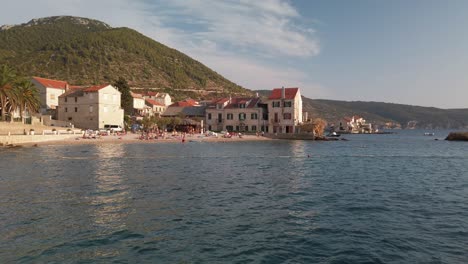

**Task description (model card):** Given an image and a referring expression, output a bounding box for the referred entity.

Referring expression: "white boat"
[424,132,435,136]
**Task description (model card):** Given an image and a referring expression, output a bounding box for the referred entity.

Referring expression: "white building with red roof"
[145,99,166,117]
[267,87,303,133]
[57,84,124,130]
[138,91,172,106]
[205,96,266,132]
[31,76,70,114]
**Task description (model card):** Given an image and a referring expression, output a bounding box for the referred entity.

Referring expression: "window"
[236,126,240,131]
[252,125,257,131]
[227,113,233,120]
[65,97,67,103]
[74,107,78,112]
[65,107,68,112]
[272,101,280,107]
[284,113,292,119]
[244,126,248,131]
[218,113,222,122]
[226,125,233,131]
[89,93,93,99]
[208,113,212,120]
[74,97,78,102]
[89,106,93,113]
[208,125,212,131]
[284,101,292,107]
[50,94,55,100]
[239,104,246,108]
[68,117,72,121]
[239,113,246,120]
[251,113,258,120]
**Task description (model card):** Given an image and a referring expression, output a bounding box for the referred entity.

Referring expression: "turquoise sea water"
[1,130,467,263]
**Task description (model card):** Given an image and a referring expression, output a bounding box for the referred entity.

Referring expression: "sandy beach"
[28,132,274,147]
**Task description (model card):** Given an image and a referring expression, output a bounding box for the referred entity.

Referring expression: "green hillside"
[257,90,468,129]
[0,16,248,98]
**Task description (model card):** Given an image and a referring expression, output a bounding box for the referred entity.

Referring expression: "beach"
[25,132,273,147]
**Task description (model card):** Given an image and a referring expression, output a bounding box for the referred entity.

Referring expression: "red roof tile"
[131,92,143,98]
[268,87,299,100]
[145,99,165,106]
[33,76,69,89]
[142,91,158,97]
[170,99,199,107]
[83,84,110,92]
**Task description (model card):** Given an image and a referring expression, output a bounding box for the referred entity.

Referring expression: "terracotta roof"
[170,98,199,107]
[131,91,143,98]
[33,76,69,89]
[268,87,299,100]
[83,84,110,92]
[58,87,85,98]
[224,97,261,109]
[145,99,165,106]
[142,91,158,97]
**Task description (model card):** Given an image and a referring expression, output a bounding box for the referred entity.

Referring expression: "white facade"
[205,97,264,132]
[131,92,145,110]
[57,84,124,130]
[267,87,303,134]
[31,77,67,114]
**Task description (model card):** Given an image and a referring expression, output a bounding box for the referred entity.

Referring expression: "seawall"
[265,133,315,140]
[0,134,79,145]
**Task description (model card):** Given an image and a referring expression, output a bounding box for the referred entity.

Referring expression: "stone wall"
[0,133,81,145]
[264,133,315,140]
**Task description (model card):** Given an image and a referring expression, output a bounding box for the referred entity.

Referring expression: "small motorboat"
[424,132,435,136]
[327,132,341,137]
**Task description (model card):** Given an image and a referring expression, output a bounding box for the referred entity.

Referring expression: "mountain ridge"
[0,16,250,101]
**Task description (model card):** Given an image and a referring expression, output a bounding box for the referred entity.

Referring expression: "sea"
[1,129,467,263]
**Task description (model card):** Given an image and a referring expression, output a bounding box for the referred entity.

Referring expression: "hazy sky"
[1,0,467,108]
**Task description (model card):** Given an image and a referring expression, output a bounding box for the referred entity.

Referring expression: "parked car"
[103,124,123,132]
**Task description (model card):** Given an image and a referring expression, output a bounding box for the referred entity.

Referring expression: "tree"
[0,65,17,121]
[113,77,133,115]
[14,79,40,123]
[299,118,327,137]
[311,118,327,137]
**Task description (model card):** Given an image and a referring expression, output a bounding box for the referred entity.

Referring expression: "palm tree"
[14,79,40,123]
[0,65,17,121]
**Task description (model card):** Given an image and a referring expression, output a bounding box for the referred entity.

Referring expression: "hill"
[256,90,468,129]
[0,16,250,100]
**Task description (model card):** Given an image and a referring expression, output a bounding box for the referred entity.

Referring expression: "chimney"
[256,92,259,97]
[281,86,285,99]
[229,95,232,103]
[65,83,69,91]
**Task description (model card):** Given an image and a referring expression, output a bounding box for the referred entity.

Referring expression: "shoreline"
[11,133,274,147]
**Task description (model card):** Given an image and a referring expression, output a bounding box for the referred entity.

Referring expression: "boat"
[327,132,341,137]
[424,132,435,136]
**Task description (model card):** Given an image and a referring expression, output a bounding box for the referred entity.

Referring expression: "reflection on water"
[88,144,131,232]
[1,136,468,263]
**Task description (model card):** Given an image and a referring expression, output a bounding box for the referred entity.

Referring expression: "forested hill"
[256,90,468,129]
[0,16,248,97]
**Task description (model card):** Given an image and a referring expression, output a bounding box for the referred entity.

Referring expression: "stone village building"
[267,87,303,134]
[57,84,124,130]
[205,97,265,133]
[205,87,303,134]
[31,77,69,116]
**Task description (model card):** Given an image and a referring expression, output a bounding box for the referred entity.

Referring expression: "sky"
[1,0,468,108]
